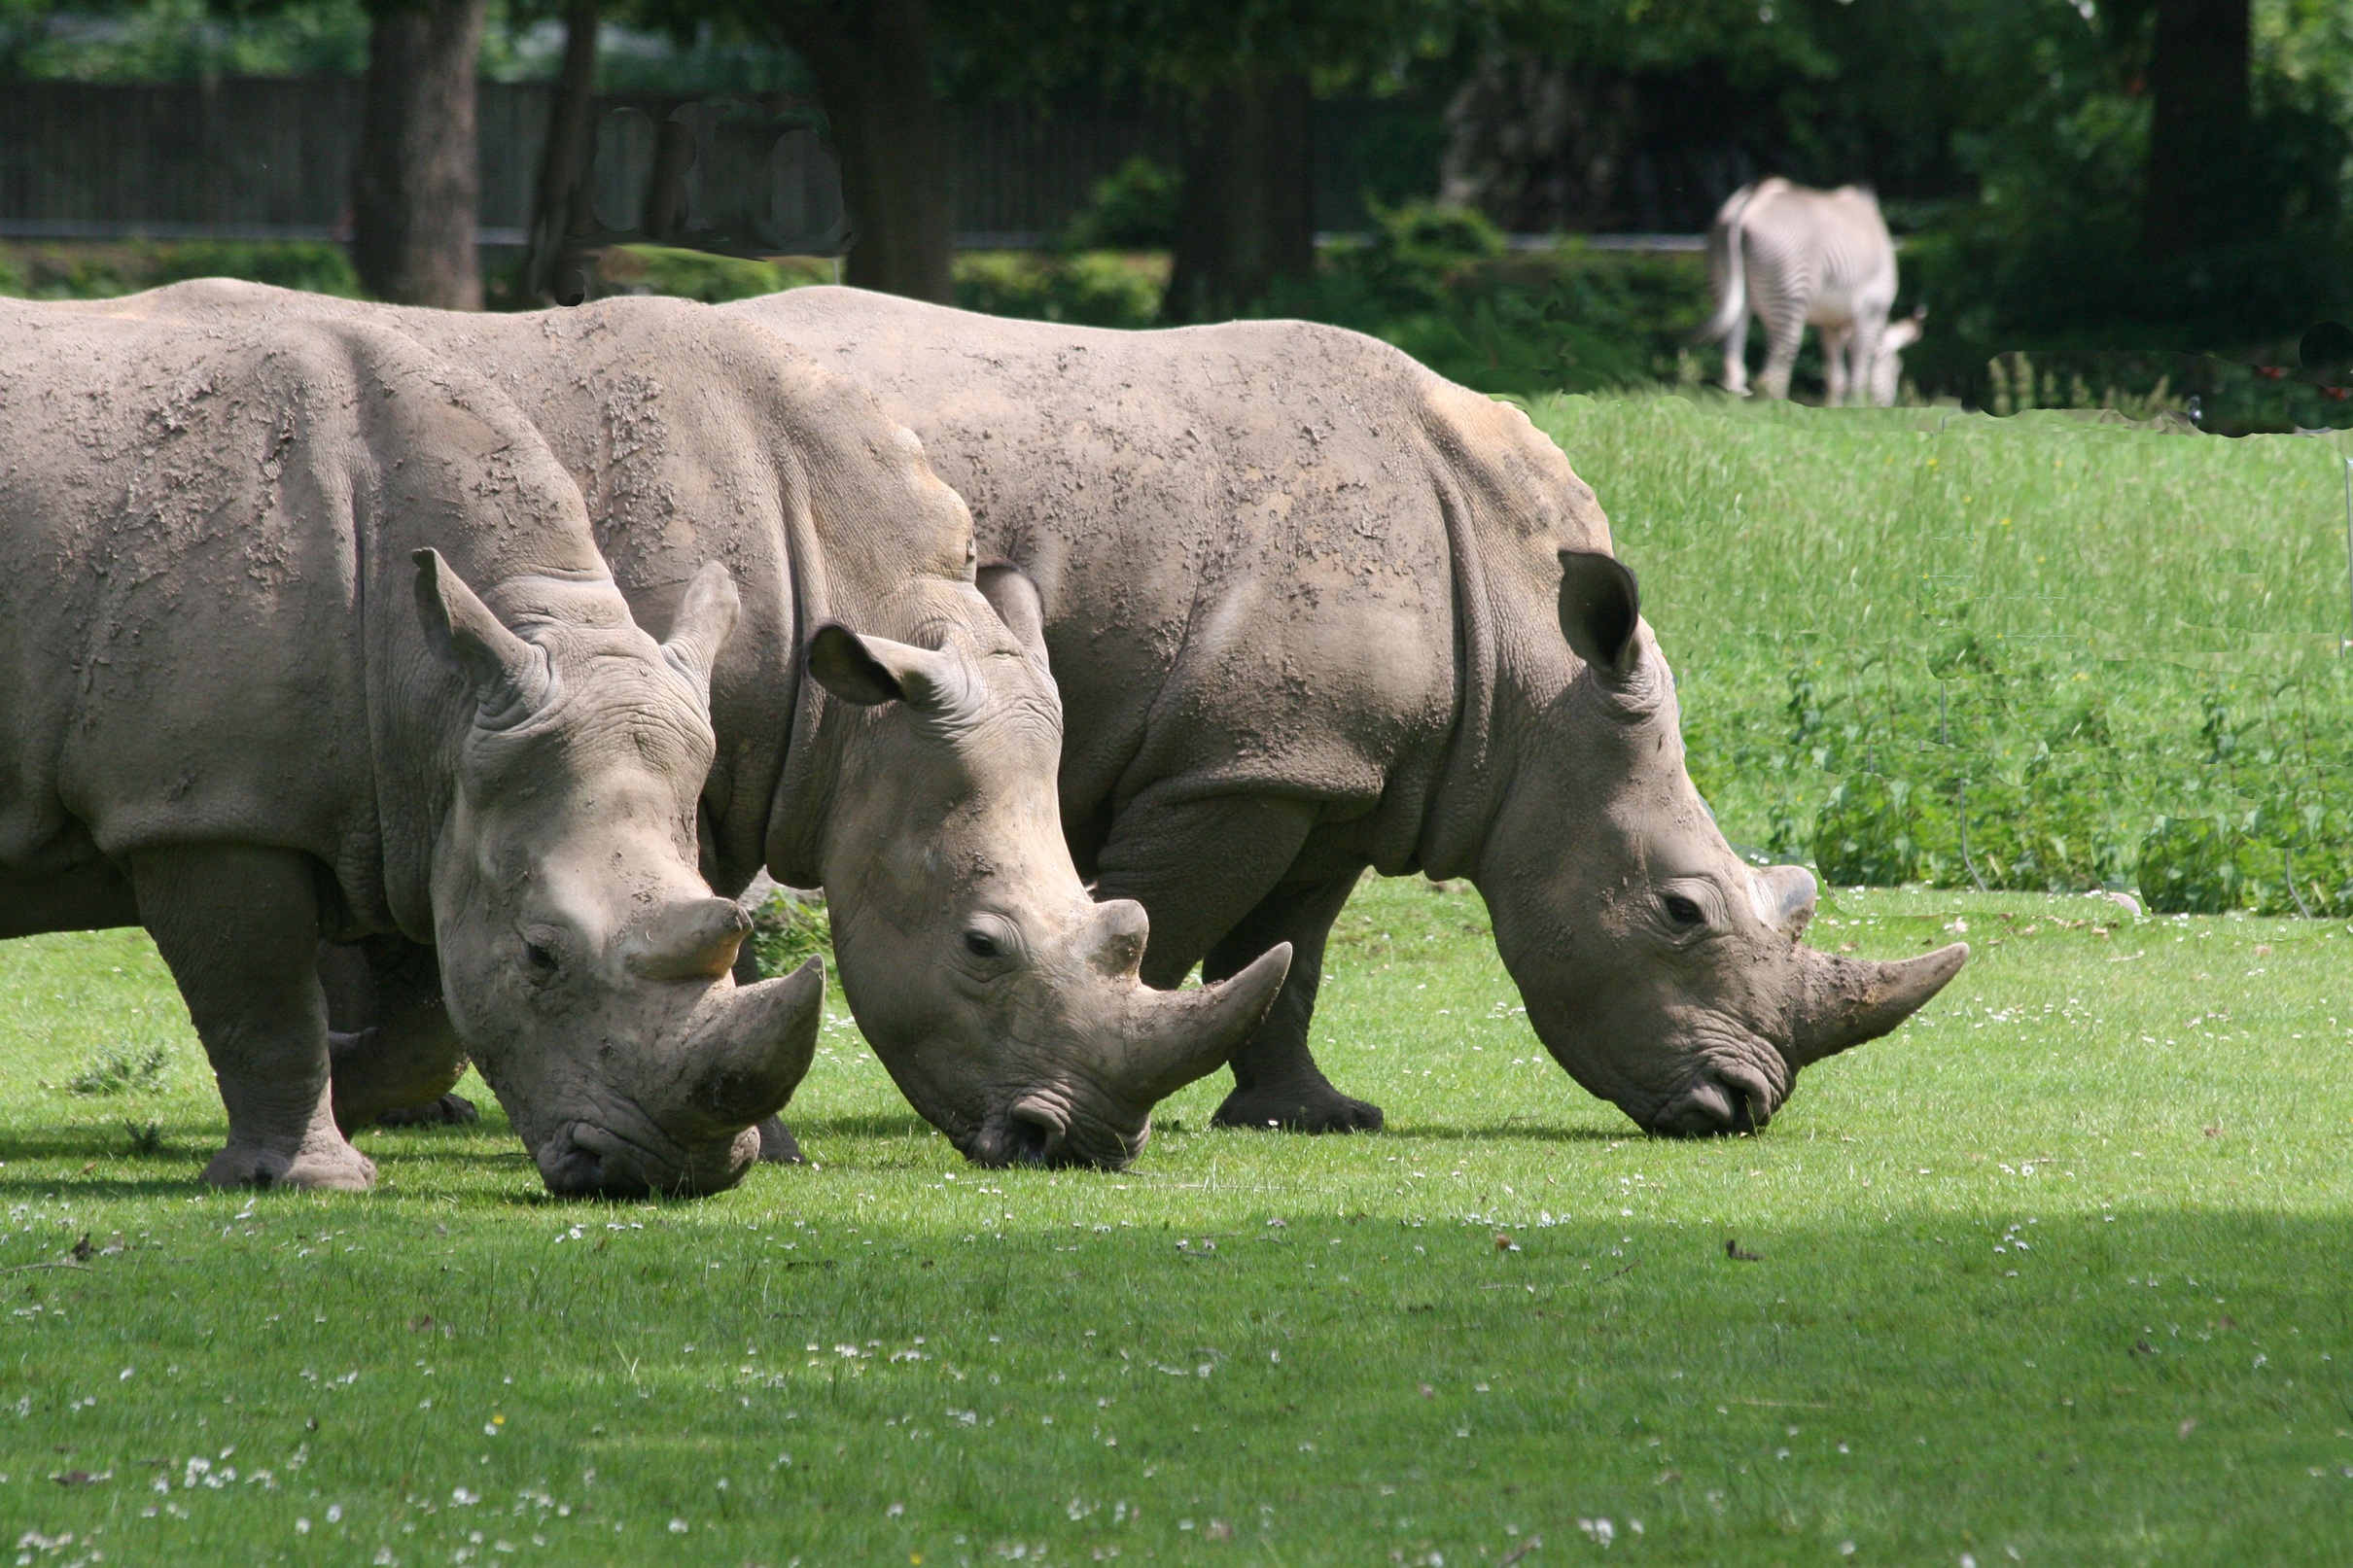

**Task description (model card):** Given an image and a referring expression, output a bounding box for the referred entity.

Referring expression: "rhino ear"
[806,622,958,711]
[659,560,740,704]
[975,558,1047,657]
[413,548,550,727]
[1558,548,1641,679]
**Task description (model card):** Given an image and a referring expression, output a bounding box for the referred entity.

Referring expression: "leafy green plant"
[66,1043,169,1097]
[750,889,833,978]
[1060,156,1181,252]
[1813,775,1922,888]
[953,249,1163,329]
[123,1118,165,1156]
[2138,815,2245,915]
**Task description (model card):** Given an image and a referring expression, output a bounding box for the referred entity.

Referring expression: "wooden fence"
[0,79,1420,247]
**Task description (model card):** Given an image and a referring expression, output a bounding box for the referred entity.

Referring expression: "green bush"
[953,250,1163,329]
[0,239,358,299]
[1273,206,1708,397]
[750,889,833,978]
[1061,157,1181,252]
[1812,775,1922,889]
[2138,816,2245,915]
[147,240,359,296]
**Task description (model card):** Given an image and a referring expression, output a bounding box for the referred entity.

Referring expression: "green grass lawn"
[4,875,2349,1566]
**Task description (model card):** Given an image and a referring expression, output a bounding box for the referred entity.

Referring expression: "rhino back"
[106,284,979,892]
[731,290,1606,874]
[0,298,608,937]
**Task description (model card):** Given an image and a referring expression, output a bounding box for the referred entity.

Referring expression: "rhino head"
[415,551,821,1197]
[1477,549,1966,1135]
[799,565,1290,1168]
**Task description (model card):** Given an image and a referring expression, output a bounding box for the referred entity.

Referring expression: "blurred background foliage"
[7,0,2353,409]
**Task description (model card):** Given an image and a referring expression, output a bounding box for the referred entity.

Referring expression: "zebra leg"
[1850,310,1890,407]
[1821,326,1851,406]
[1759,310,1806,401]
[1721,302,1751,396]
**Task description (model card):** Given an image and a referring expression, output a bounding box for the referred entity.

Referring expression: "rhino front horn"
[624,897,753,982]
[680,957,825,1130]
[1789,943,1968,1066]
[1122,943,1292,1099]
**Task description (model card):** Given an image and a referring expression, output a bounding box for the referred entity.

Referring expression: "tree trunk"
[1164,70,1316,324]
[351,0,490,308]
[789,0,953,303]
[2141,0,2251,261]
[524,0,599,304]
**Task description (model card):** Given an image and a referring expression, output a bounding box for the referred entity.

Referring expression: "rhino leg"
[131,845,376,1192]
[1201,872,1383,1134]
[1091,792,1380,1132]
[317,937,472,1133]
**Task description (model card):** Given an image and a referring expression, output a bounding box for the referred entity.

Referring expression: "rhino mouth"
[1646,1061,1780,1138]
[535,1117,755,1198]
[956,1085,1145,1171]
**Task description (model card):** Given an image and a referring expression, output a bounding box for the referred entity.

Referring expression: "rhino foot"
[755,1116,804,1165]
[370,1094,479,1129]
[202,1135,377,1193]
[1212,1083,1385,1134]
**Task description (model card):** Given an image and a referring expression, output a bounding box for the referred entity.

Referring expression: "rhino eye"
[523,939,561,981]
[1662,893,1706,928]
[963,929,1001,958]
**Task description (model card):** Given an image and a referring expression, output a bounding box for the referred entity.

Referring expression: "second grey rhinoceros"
[0,299,820,1194]
[729,288,1968,1138]
[109,281,1290,1170]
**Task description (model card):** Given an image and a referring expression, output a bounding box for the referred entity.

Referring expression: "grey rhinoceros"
[0,299,821,1194]
[105,281,1290,1169]
[726,288,1969,1138]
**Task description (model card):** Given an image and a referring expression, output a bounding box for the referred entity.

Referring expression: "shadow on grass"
[1352,1119,1627,1145]
[785,1111,940,1140]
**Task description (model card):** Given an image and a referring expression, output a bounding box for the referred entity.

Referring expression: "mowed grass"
[3,877,2350,1566]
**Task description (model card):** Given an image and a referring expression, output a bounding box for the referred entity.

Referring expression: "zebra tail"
[1693,187,1754,344]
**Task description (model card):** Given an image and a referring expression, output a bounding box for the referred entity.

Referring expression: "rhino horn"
[624,897,754,982]
[1788,942,1968,1066]
[677,957,825,1129]
[1120,944,1292,1099]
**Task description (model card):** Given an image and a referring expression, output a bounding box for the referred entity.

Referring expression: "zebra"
[1698,179,1916,405]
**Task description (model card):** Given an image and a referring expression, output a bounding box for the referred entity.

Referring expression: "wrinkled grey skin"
[0,300,820,1194]
[111,282,1289,1169]
[728,289,1967,1137]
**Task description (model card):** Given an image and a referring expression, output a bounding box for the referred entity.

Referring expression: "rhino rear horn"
[1788,943,1968,1066]
[659,560,741,701]
[682,957,825,1129]
[976,559,1047,656]
[413,548,550,727]
[1121,944,1292,1100]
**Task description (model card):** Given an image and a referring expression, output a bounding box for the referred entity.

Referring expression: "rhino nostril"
[1005,1097,1069,1167]
[534,1129,608,1197]
[1654,1078,1737,1137]
[536,1125,666,1199]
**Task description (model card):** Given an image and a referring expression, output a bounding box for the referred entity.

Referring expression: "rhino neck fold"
[1409,448,1508,885]
[755,483,839,890]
